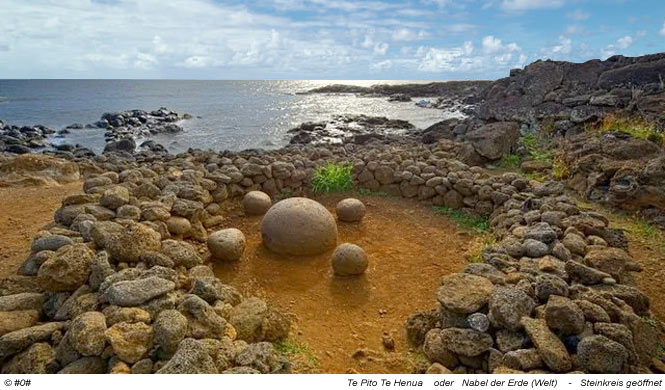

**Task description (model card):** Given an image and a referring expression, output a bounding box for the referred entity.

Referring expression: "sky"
[0,0,663,80]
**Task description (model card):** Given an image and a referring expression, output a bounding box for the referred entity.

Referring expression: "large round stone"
[243,191,272,216]
[336,198,366,222]
[208,228,246,261]
[332,243,368,276]
[261,197,337,256]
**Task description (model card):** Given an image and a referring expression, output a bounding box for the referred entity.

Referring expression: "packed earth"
[0,53,665,374]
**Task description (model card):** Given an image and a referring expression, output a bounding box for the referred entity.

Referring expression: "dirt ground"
[212,194,475,374]
[0,181,82,278]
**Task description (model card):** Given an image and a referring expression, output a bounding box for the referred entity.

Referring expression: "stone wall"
[0,143,661,373]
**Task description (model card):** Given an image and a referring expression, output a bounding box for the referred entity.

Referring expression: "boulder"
[423,329,458,368]
[521,317,572,372]
[489,286,535,331]
[156,338,217,374]
[99,221,161,263]
[0,322,65,359]
[544,295,584,335]
[243,191,272,216]
[105,321,153,363]
[464,122,520,161]
[331,243,368,276]
[100,186,130,210]
[437,273,493,314]
[0,310,39,336]
[67,312,107,356]
[161,239,202,268]
[208,228,246,262]
[577,335,628,373]
[102,276,175,307]
[261,197,337,256]
[229,297,268,343]
[1,343,57,374]
[336,198,366,222]
[0,154,79,187]
[154,309,188,354]
[440,328,493,357]
[37,244,94,292]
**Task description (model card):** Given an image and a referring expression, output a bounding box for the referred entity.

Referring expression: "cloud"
[418,36,523,75]
[541,35,572,58]
[660,22,665,36]
[391,28,428,41]
[370,59,392,71]
[373,42,389,55]
[482,36,520,54]
[501,0,565,11]
[601,35,635,59]
[567,9,589,21]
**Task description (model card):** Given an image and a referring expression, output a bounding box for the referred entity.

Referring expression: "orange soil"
[0,181,82,278]
[212,195,474,373]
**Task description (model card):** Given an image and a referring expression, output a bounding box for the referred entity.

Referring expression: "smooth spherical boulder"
[336,198,366,222]
[208,228,246,261]
[331,243,368,276]
[243,191,272,216]
[261,197,337,256]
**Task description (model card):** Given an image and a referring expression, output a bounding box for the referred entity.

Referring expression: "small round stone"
[331,243,368,276]
[335,198,366,222]
[208,228,246,261]
[242,191,272,216]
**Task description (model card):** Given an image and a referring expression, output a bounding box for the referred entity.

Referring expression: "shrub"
[311,163,353,193]
[433,206,489,233]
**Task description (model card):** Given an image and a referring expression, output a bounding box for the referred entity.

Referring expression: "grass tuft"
[521,133,554,163]
[311,163,353,193]
[275,338,319,366]
[468,234,497,263]
[357,188,390,197]
[598,114,664,146]
[499,153,521,169]
[433,206,489,233]
[552,154,571,180]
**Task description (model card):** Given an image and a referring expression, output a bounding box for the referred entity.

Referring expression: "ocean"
[0,80,455,154]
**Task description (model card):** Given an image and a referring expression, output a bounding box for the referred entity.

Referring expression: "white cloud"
[567,9,589,21]
[370,59,392,71]
[540,35,572,58]
[601,35,635,59]
[660,22,665,36]
[616,35,633,50]
[482,36,520,54]
[391,28,428,41]
[501,0,565,12]
[373,42,389,56]
[418,36,524,74]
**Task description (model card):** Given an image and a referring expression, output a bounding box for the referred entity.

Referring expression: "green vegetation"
[468,234,497,263]
[577,199,665,252]
[356,188,390,197]
[598,114,664,146]
[521,132,554,163]
[551,154,571,180]
[278,187,293,199]
[310,163,353,193]
[275,338,319,367]
[499,153,521,169]
[433,206,489,233]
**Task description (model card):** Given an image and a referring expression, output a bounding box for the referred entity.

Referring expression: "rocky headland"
[0,53,664,374]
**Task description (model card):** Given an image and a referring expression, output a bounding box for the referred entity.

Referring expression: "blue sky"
[0,0,663,79]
